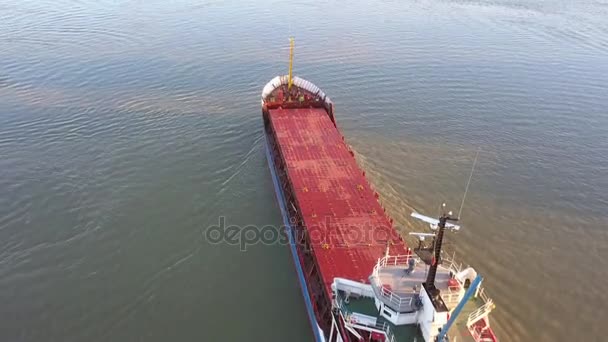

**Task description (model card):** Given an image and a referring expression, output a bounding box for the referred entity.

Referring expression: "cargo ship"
[262,39,499,342]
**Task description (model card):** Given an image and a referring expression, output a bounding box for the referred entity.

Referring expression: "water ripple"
[0,0,607,341]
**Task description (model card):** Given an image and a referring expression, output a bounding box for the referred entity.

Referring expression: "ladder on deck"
[466,301,496,342]
[467,300,494,327]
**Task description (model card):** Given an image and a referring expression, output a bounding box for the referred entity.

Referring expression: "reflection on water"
[0,0,607,341]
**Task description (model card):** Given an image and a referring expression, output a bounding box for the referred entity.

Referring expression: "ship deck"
[374,262,455,312]
[338,291,424,342]
[340,288,488,342]
[267,107,408,296]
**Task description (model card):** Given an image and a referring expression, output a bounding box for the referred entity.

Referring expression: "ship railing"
[369,254,420,312]
[440,285,462,305]
[370,280,415,312]
[470,328,483,342]
[442,252,464,275]
[370,253,492,311]
[441,253,497,307]
[377,253,463,279]
[375,254,417,268]
[466,300,495,327]
[336,296,396,342]
[477,286,491,303]
[433,252,497,336]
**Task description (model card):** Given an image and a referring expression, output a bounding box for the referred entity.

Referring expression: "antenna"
[458,148,480,219]
[411,206,459,308]
[411,212,460,231]
[409,232,436,249]
[288,37,295,90]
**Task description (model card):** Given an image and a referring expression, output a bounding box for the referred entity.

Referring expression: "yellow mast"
[288,37,295,90]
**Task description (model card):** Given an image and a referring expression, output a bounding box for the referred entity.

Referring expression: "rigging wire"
[458,148,480,219]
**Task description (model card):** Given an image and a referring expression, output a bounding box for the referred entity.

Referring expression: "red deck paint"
[268,107,408,298]
[471,318,499,342]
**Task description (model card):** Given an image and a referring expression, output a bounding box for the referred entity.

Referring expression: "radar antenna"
[411,203,460,307]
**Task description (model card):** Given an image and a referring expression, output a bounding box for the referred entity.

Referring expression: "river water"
[1,0,607,341]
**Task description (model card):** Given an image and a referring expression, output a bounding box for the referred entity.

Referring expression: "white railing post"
[475,285,483,299]
[329,315,336,342]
